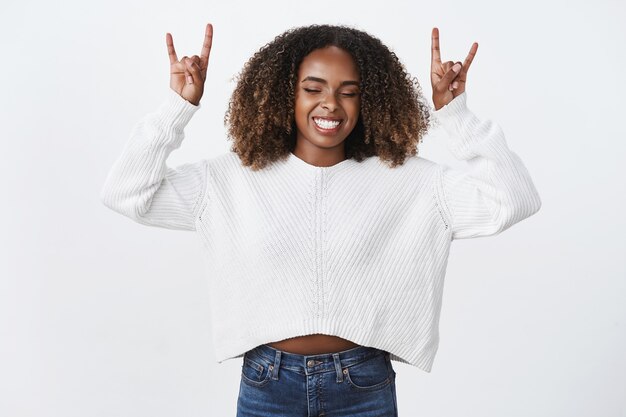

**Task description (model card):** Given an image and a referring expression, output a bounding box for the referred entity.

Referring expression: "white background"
[1,0,625,416]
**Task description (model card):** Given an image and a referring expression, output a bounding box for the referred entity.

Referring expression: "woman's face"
[294,46,361,153]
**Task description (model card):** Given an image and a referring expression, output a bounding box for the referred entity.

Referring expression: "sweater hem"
[212,318,438,373]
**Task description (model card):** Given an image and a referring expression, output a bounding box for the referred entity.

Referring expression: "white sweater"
[100,88,541,372]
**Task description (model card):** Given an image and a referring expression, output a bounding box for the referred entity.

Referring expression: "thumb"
[184,58,201,85]
[440,62,462,90]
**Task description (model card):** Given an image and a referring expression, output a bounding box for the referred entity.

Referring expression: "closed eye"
[303,88,359,97]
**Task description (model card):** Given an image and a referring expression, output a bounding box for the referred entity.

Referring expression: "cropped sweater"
[100,88,541,373]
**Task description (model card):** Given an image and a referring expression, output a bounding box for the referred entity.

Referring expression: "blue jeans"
[236,343,398,416]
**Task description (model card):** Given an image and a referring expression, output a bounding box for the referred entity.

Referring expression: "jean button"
[307,360,315,367]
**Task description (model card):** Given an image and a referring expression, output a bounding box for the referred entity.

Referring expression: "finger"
[437,60,454,83]
[449,80,460,91]
[460,42,478,77]
[166,33,179,65]
[185,58,201,84]
[199,23,213,70]
[433,60,453,85]
[442,61,454,73]
[180,56,193,84]
[431,27,442,69]
[190,55,202,79]
[440,62,462,91]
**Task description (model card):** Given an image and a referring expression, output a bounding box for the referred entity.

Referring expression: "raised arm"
[432,92,541,239]
[429,27,541,240]
[100,23,214,231]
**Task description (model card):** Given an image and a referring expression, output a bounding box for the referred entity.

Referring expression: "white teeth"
[314,118,341,129]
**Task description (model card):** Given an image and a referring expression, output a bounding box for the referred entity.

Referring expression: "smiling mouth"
[313,117,343,130]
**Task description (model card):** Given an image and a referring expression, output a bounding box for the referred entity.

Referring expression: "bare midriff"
[267,333,360,355]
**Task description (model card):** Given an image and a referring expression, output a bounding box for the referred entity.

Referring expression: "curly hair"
[224,24,432,171]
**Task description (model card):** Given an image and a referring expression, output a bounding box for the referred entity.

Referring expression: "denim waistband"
[249,343,388,374]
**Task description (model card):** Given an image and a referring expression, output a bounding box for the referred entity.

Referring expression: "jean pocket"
[343,352,392,392]
[241,351,273,388]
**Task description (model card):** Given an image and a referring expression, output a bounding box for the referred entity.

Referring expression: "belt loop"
[271,349,281,380]
[332,352,343,383]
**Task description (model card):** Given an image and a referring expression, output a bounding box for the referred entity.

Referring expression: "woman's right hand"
[166,23,213,106]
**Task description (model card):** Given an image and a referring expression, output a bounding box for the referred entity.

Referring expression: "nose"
[321,94,338,112]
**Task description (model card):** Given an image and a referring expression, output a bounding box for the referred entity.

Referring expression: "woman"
[100,23,541,416]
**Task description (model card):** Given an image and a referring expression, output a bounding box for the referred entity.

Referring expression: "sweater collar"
[287,152,356,174]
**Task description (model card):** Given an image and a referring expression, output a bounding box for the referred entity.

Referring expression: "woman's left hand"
[430,27,478,110]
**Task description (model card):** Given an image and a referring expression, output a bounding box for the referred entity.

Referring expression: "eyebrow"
[301,76,360,87]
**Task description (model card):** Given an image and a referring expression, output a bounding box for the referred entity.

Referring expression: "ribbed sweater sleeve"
[432,92,542,240]
[100,88,208,231]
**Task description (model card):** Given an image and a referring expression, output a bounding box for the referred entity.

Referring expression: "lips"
[313,116,342,121]
[312,116,343,130]
[312,117,343,135]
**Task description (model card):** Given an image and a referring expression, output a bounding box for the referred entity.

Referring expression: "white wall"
[1,0,624,416]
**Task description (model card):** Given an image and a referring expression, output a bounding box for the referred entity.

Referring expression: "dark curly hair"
[224,24,432,171]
